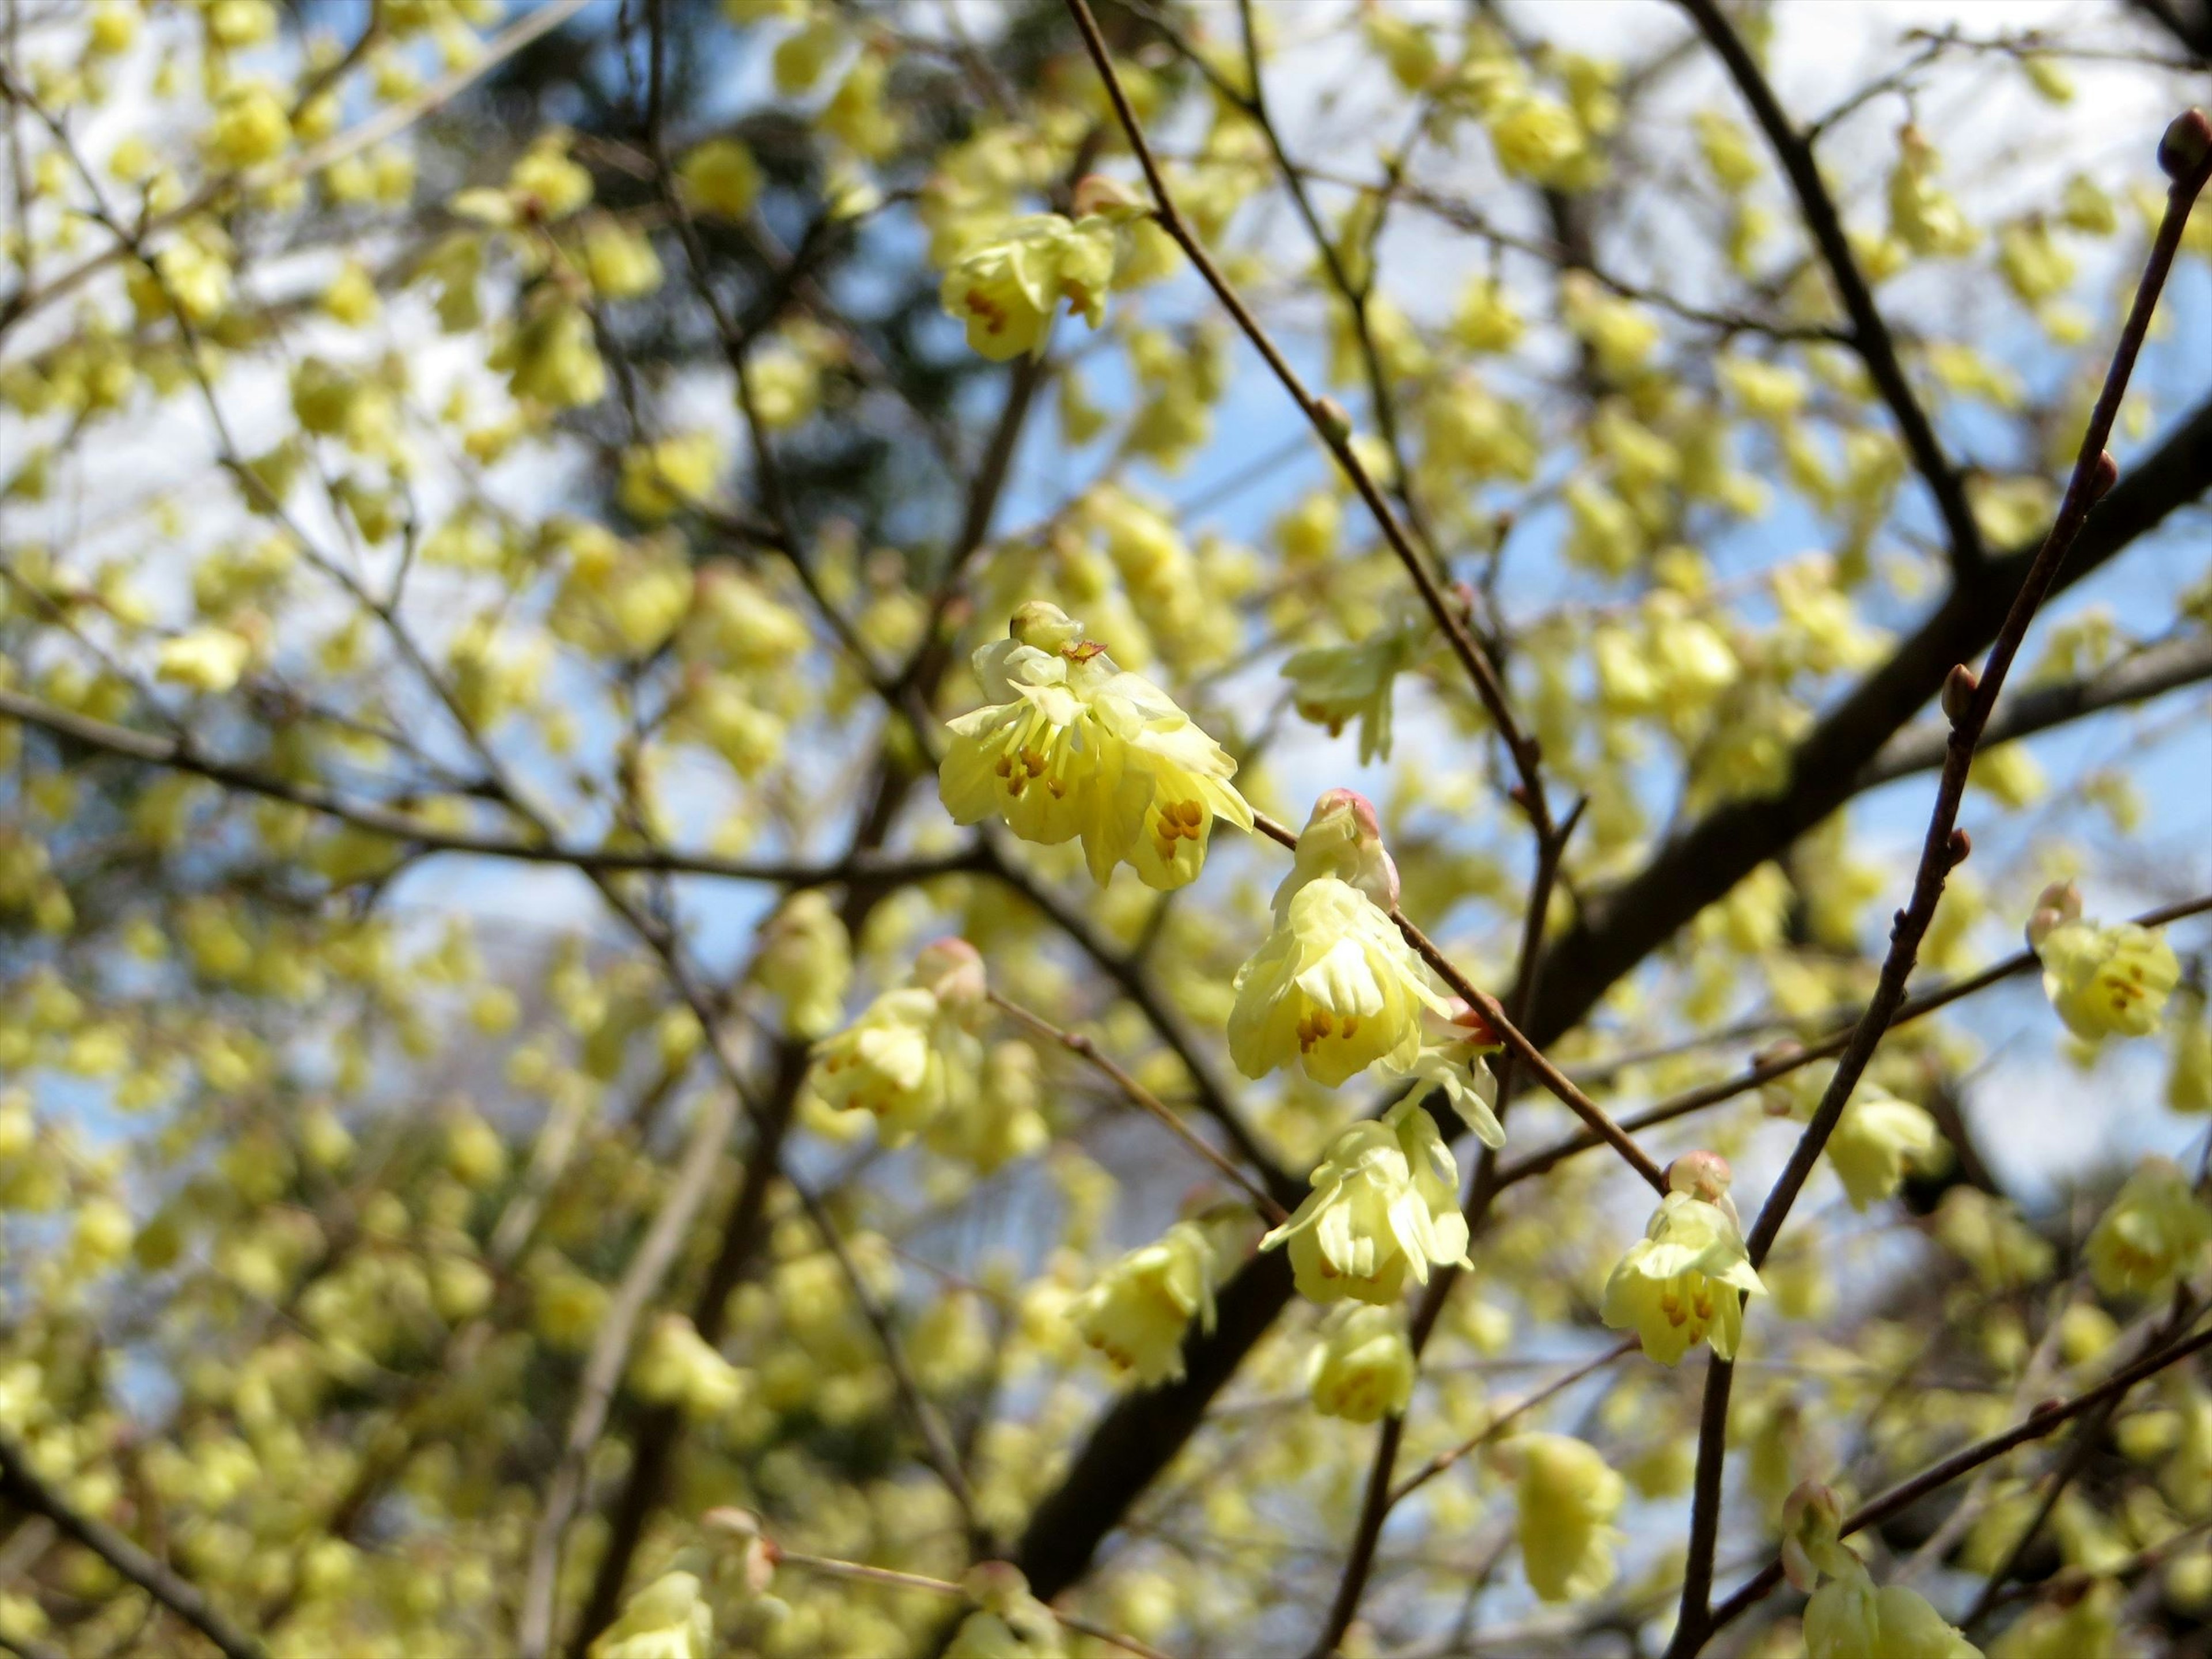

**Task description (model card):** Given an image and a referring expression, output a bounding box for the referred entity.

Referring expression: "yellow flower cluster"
[807,938,990,1146]
[940,603,1252,890]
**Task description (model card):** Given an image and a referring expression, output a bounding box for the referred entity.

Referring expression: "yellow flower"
[205,84,290,169]
[939,603,1251,890]
[2086,1157,2212,1299]
[927,1039,1050,1173]
[807,938,986,1146]
[588,1570,712,1659]
[1888,124,1978,257]
[2035,916,2179,1041]
[1308,1304,1415,1422]
[2168,986,2211,1113]
[1393,998,1505,1148]
[753,891,852,1040]
[157,627,252,694]
[947,1563,1065,1657]
[628,1313,747,1421]
[1487,93,1585,184]
[1516,1433,1624,1603]
[677,137,762,219]
[940,214,1120,361]
[1262,1101,1469,1304]
[1069,1219,1217,1386]
[1229,877,1448,1087]
[1601,1156,1764,1366]
[508,135,594,220]
[1826,1089,1940,1210]
[1778,1480,1982,1657]
[1281,611,1422,763]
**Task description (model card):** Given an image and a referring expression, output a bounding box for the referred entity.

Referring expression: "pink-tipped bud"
[2026,878,2082,948]
[914,936,987,1012]
[703,1509,776,1590]
[1666,1150,1734,1204]
[1291,787,1402,911]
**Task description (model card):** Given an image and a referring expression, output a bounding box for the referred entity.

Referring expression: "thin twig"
[0,1434,267,1659]
[990,991,1289,1224]
[1059,0,1554,838]
[1662,96,2212,1658]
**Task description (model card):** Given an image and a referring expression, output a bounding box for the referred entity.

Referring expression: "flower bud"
[1314,396,1354,446]
[1073,173,1146,219]
[1780,1480,1850,1592]
[1941,662,1979,725]
[2024,878,2081,948]
[1007,599,1083,654]
[2160,108,2212,181]
[914,936,987,1017]
[1275,787,1401,913]
[1665,1150,1733,1204]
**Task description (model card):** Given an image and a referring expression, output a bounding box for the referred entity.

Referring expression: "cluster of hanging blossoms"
[938,601,1255,889]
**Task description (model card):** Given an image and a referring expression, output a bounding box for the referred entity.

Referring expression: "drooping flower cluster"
[1783,1483,1983,1659]
[1514,1433,1625,1603]
[940,212,1122,361]
[939,603,1252,890]
[2029,881,2180,1041]
[806,938,989,1146]
[1262,1100,1471,1305]
[2086,1157,2212,1299]
[1308,1304,1416,1422]
[588,1570,714,1659]
[1602,1153,1764,1366]
[1231,791,1497,1113]
[1068,1218,1219,1387]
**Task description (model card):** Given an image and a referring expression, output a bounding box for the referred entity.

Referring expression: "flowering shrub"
[0,4,2208,1658]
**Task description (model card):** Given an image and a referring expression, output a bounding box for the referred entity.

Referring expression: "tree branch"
[0,1433,267,1659]
[1678,0,1986,573]
[1858,631,2212,788]
[1664,104,2212,1659]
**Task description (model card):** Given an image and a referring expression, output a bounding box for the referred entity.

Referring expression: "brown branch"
[1060,0,1555,836]
[990,991,1289,1224]
[0,1433,267,1659]
[1664,103,2212,1659]
[1679,0,1986,573]
[514,1089,741,1659]
[0,685,981,889]
[1391,1338,1639,1505]
[1858,631,2212,788]
[1705,1316,2212,1640]
[1500,890,2212,1192]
